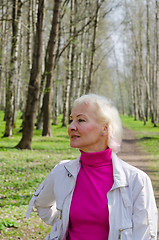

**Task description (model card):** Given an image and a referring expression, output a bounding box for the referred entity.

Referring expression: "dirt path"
[118,127,159,238]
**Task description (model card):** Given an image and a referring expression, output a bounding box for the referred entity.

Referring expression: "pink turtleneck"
[66,148,114,240]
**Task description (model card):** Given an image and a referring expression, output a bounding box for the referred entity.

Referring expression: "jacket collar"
[64,152,128,189]
[64,157,81,179]
[111,152,128,190]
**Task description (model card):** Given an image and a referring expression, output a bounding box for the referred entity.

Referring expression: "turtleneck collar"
[80,148,112,167]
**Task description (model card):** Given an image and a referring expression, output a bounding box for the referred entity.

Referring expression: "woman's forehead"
[71,103,98,118]
[72,103,95,114]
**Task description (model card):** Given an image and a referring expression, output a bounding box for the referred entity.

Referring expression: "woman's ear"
[102,124,108,136]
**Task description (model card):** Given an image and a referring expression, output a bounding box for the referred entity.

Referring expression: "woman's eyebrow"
[77,114,87,117]
[70,113,87,118]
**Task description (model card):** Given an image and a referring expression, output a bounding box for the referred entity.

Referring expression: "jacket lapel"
[111,152,128,190]
[64,157,81,180]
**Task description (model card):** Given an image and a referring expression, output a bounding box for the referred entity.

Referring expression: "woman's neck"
[80,148,112,167]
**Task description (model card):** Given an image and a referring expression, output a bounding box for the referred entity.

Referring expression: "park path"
[118,127,159,238]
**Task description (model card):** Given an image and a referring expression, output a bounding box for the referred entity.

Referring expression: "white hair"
[73,94,123,153]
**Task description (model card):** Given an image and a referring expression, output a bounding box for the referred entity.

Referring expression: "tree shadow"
[0,146,15,150]
[138,136,159,141]
[0,194,31,208]
[122,136,159,143]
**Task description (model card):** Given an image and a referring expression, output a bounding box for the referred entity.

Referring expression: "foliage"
[0,111,79,239]
[0,218,20,231]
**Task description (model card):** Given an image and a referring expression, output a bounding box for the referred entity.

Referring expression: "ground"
[119,127,159,239]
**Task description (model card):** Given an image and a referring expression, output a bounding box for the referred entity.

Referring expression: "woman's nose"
[69,121,77,130]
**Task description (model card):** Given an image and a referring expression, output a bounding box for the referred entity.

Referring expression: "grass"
[0,112,159,239]
[0,111,79,239]
[121,115,159,156]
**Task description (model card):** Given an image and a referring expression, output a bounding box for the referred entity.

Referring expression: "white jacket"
[26,152,158,240]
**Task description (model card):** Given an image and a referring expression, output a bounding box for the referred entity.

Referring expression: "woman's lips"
[71,135,80,138]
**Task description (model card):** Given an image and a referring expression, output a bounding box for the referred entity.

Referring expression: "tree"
[1,0,158,129]
[16,0,45,149]
[27,0,33,71]
[86,0,103,93]
[42,0,62,136]
[62,0,75,127]
[0,0,8,110]
[120,0,157,123]
[155,0,159,124]
[4,0,22,136]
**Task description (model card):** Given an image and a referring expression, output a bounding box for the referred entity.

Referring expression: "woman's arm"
[26,168,57,225]
[132,173,158,239]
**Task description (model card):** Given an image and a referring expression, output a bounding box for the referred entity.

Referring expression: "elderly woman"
[26,94,158,240]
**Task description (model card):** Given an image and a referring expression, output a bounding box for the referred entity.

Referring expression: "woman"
[26,94,158,240]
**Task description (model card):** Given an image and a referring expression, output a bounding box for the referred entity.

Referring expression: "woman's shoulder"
[54,157,80,168]
[113,152,151,186]
[51,157,80,175]
[120,158,148,175]
[118,156,152,187]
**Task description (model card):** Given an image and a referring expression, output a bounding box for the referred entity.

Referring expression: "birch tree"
[155,0,159,124]
[0,0,7,109]
[27,0,33,70]
[62,0,75,127]
[86,0,103,93]
[4,0,22,136]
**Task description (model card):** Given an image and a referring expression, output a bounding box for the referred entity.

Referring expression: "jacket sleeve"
[132,172,158,239]
[26,167,58,226]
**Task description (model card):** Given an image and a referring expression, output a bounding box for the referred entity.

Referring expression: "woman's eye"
[78,119,85,122]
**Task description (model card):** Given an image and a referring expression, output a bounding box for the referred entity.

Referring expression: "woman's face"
[68,103,108,152]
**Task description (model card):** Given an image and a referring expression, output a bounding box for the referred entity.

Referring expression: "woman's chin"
[70,143,80,149]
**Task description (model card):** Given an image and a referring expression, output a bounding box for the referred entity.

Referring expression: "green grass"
[121,115,159,156]
[0,111,79,239]
[121,115,159,132]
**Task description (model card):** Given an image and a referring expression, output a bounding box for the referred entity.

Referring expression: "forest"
[0,0,159,149]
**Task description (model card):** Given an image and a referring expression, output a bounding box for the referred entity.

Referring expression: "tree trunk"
[137,9,145,121]
[4,0,22,136]
[42,0,61,136]
[133,45,139,121]
[16,0,45,149]
[52,13,62,126]
[62,44,72,127]
[27,0,32,70]
[53,83,59,125]
[113,49,125,115]
[80,0,91,95]
[76,32,84,98]
[85,0,101,93]
[145,0,151,121]
[36,72,45,130]
[155,0,159,125]
[0,0,5,109]
[12,2,22,128]
[2,7,10,112]
[62,0,74,127]
[32,0,38,35]
[68,0,76,118]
